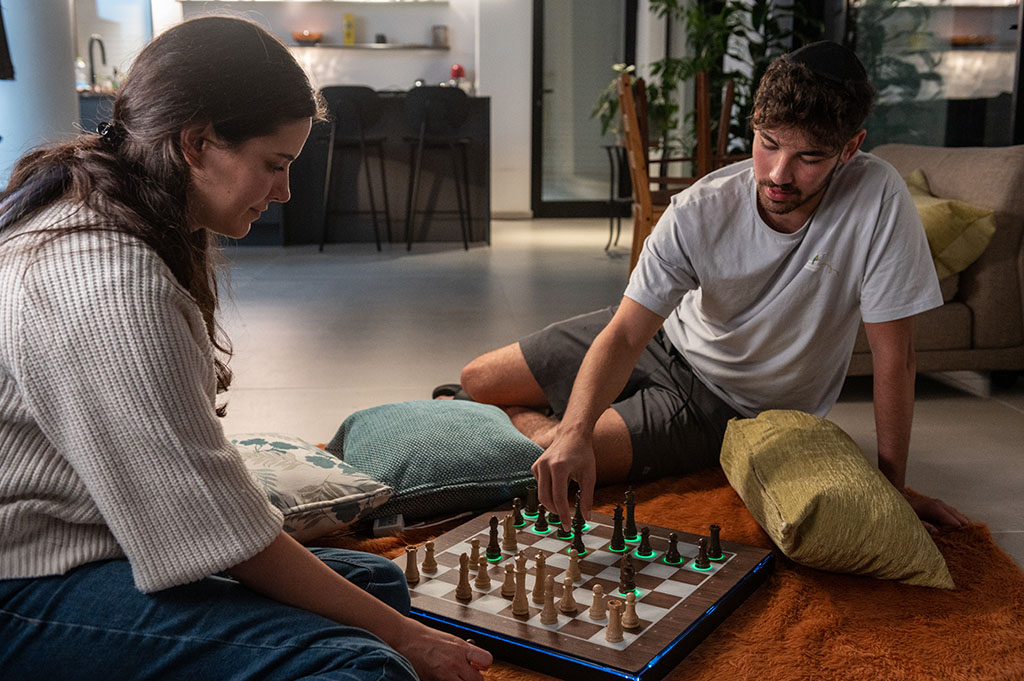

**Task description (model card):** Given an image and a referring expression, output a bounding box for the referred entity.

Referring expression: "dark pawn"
[624,489,638,539]
[571,513,586,556]
[619,554,636,593]
[665,532,682,564]
[525,486,539,516]
[694,537,711,570]
[637,527,653,557]
[555,521,572,539]
[708,524,723,559]
[548,510,561,527]
[486,516,502,560]
[511,497,525,526]
[572,489,585,529]
[609,504,626,551]
[534,504,549,532]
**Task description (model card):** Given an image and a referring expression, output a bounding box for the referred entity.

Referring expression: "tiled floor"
[219,218,1024,568]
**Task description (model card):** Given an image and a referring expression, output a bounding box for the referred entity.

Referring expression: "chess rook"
[404,545,420,585]
[709,524,723,559]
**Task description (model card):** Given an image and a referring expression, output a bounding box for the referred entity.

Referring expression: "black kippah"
[787,40,868,86]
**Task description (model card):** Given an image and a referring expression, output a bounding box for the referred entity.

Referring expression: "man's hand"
[393,619,492,681]
[531,429,597,524]
[902,489,970,534]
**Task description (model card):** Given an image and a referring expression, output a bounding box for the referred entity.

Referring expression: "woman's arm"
[228,531,492,681]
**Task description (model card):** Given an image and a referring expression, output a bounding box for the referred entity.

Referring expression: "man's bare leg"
[461,343,632,484]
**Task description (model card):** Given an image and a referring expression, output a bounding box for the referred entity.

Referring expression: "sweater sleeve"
[9,231,282,592]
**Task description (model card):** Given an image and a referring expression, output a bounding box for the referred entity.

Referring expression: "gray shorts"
[518,306,740,481]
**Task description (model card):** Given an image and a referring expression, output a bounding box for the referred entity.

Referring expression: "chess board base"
[396,511,775,681]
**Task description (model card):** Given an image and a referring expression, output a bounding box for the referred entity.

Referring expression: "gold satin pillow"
[720,410,954,589]
[906,168,995,281]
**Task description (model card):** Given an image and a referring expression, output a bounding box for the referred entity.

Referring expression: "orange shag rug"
[322,470,1024,681]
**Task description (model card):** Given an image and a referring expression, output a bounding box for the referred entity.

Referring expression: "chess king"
[443,41,970,535]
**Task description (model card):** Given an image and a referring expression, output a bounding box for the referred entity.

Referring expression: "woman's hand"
[392,619,492,681]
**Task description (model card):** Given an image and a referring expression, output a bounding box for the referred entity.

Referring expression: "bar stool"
[320,86,392,251]
[402,86,472,251]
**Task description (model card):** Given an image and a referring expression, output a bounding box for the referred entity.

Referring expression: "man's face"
[751,125,864,233]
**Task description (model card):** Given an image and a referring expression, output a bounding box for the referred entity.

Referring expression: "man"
[448,42,968,533]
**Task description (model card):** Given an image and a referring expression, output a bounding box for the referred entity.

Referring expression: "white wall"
[477,0,532,217]
[0,0,79,186]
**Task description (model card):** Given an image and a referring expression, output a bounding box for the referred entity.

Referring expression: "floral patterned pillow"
[229,433,392,543]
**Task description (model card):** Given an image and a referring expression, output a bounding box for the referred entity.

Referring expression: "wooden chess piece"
[558,570,578,613]
[624,489,638,540]
[606,599,624,642]
[637,526,653,557]
[455,553,473,601]
[531,552,547,605]
[589,584,607,620]
[619,554,636,594]
[501,562,516,598]
[609,504,626,552]
[525,485,539,516]
[515,550,527,572]
[422,541,438,574]
[512,564,530,616]
[486,516,502,560]
[404,545,420,585]
[534,505,549,532]
[475,555,492,589]
[694,537,711,570]
[512,497,525,526]
[502,514,517,553]
[540,574,558,625]
[622,591,640,629]
[468,537,480,571]
[571,513,586,556]
[709,523,723,559]
[567,548,581,583]
[664,533,681,565]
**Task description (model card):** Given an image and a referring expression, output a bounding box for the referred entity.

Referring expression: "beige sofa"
[849,143,1024,385]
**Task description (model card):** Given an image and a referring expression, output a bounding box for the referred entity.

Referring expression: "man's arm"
[531,297,666,522]
[864,317,969,532]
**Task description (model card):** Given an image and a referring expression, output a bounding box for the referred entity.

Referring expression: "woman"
[0,16,490,681]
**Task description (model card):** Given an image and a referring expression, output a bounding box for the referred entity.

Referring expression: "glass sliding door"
[532,0,636,216]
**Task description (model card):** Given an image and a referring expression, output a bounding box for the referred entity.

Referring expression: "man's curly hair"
[750,54,875,152]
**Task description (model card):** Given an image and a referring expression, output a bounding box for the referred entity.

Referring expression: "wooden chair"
[618,71,747,271]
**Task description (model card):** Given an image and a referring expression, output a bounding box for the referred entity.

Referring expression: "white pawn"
[540,574,558,625]
[421,541,438,574]
[475,555,492,589]
[404,545,420,585]
[468,538,480,571]
[501,562,516,598]
[558,569,578,613]
[622,591,640,629]
[567,548,581,583]
[606,599,624,642]
[589,584,607,620]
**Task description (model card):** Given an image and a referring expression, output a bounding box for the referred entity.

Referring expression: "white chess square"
[596,566,620,582]
[532,537,569,554]
[582,534,608,550]
[545,552,570,570]
[585,550,625,566]
[466,594,511,615]
[587,626,639,650]
[639,562,678,579]
[634,601,669,621]
[415,578,455,598]
[656,580,698,599]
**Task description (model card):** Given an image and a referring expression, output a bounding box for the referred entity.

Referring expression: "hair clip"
[97,120,126,148]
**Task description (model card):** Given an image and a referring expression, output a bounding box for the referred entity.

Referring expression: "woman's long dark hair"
[0,16,326,414]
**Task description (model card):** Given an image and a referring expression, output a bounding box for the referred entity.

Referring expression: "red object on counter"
[450,63,465,79]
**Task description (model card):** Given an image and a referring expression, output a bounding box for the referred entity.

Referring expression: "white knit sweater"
[0,202,283,593]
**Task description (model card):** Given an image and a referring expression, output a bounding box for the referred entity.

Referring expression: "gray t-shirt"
[624,151,942,417]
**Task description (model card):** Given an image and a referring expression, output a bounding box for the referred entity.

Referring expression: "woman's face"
[185,117,312,238]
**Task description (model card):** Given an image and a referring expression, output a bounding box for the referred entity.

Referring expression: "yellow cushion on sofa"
[720,410,954,589]
[906,169,995,281]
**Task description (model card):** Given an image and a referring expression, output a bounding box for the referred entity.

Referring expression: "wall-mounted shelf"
[292,43,449,50]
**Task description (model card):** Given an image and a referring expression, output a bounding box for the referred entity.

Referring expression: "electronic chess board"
[394,504,774,681]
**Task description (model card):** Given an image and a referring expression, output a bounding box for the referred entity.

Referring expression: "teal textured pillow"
[325,401,543,521]
[230,433,392,542]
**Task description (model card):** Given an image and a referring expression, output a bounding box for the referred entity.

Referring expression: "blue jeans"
[0,548,417,681]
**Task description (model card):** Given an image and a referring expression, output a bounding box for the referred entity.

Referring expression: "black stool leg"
[447,142,469,250]
[320,123,337,252]
[373,141,393,244]
[405,127,426,251]
[359,138,382,251]
[459,142,472,249]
